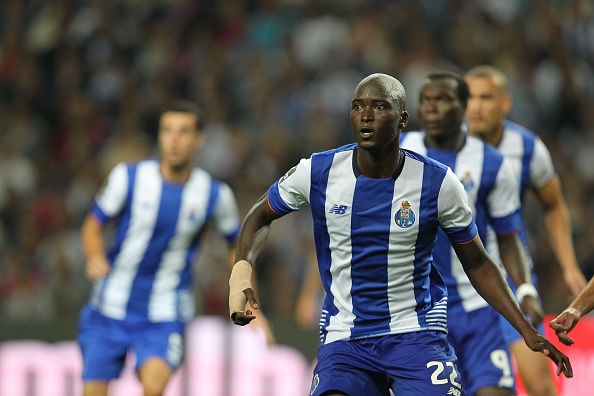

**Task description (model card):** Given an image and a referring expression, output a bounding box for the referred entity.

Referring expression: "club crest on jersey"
[310,374,320,395]
[395,200,415,228]
[460,172,474,192]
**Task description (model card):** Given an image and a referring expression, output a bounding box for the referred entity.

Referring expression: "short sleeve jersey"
[400,132,522,314]
[88,158,240,323]
[497,120,556,257]
[267,144,477,344]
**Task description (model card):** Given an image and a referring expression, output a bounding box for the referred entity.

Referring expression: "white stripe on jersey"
[324,151,356,343]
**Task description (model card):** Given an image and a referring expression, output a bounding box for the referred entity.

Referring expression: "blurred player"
[78,100,245,396]
[465,65,587,396]
[229,73,572,396]
[401,69,542,396]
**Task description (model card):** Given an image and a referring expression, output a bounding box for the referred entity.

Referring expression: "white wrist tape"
[229,260,253,318]
[516,283,539,302]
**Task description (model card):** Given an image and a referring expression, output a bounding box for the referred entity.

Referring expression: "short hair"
[465,65,509,92]
[162,100,206,130]
[357,73,407,112]
[426,69,469,107]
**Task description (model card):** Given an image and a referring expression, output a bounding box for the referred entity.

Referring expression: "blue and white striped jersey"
[496,120,556,270]
[400,132,522,314]
[267,143,477,344]
[88,158,240,323]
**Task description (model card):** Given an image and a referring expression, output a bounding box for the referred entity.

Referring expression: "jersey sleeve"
[92,162,129,224]
[530,137,556,190]
[267,157,312,215]
[212,182,241,243]
[438,167,478,243]
[487,157,522,234]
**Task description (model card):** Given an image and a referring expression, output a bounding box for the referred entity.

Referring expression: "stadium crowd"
[0,0,593,336]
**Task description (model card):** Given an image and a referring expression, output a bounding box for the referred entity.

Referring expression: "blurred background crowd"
[0,0,593,360]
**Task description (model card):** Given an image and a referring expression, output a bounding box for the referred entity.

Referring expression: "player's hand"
[231,288,259,326]
[549,308,580,346]
[523,331,573,378]
[519,295,544,327]
[85,255,110,280]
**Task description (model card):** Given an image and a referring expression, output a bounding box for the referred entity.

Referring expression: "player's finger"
[244,288,259,309]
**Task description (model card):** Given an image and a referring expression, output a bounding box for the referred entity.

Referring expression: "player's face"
[417,78,465,139]
[351,79,406,154]
[465,76,511,137]
[158,111,203,170]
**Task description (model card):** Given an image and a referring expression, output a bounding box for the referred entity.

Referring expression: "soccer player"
[78,101,243,396]
[464,65,587,396]
[228,73,572,396]
[400,69,542,396]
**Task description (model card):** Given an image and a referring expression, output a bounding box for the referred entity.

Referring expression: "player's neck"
[160,162,191,184]
[424,130,465,151]
[355,147,403,179]
[483,125,504,147]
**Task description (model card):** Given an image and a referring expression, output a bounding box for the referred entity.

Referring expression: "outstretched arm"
[550,276,594,346]
[453,236,573,378]
[229,193,283,326]
[537,176,586,297]
[497,232,543,327]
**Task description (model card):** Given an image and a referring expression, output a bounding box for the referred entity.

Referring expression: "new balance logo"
[329,204,348,215]
[447,387,462,396]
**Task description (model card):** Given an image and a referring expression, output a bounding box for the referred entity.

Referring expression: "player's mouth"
[360,127,374,138]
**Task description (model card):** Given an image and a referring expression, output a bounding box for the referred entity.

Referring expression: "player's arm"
[536,176,586,297]
[81,213,110,281]
[229,193,283,326]
[497,231,543,327]
[549,276,594,345]
[453,237,573,378]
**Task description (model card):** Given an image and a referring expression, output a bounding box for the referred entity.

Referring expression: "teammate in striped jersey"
[401,70,542,396]
[465,65,586,396]
[228,73,572,396]
[77,101,242,396]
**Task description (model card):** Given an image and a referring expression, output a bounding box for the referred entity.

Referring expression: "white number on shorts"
[426,361,461,388]
[490,349,514,387]
[167,332,184,366]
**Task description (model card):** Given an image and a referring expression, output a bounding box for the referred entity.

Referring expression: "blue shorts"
[500,275,545,344]
[448,306,515,394]
[310,331,464,396]
[77,305,186,380]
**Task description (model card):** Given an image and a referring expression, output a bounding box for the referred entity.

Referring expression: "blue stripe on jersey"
[127,182,183,318]
[350,176,393,338]
[309,151,337,344]
[414,160,447,328]
[519,132,534,203]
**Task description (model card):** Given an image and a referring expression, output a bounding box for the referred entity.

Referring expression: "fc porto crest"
[395,200,415,228]
[460,171,475,192]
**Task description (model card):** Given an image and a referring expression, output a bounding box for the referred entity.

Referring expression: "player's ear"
[399,111,409,129]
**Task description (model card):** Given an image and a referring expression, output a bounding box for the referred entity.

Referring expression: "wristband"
[229,260,253,318]
[515,283,539,302]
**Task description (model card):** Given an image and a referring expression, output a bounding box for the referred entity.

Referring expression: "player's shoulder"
[311,143,356,159]
[503,120,539,141]
[466,134,505,161]
[402,147,448,172]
